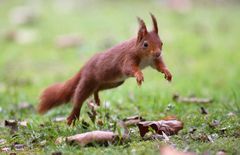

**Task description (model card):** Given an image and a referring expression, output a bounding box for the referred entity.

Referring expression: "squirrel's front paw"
[135,72,144,86]
[163,69,172,82]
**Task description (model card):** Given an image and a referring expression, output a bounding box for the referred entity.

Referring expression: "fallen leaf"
[137,117,183,137]
[160,145,195,155]
[1,147,11,152]
[122,115,145,126]
[13,143,24,151]
[66,130,117,146]
[55,34,82,49]
[173,94,213,104]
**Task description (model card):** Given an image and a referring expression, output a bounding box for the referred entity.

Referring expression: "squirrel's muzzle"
[154,52,161,58]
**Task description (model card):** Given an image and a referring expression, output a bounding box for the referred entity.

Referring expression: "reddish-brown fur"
[37,14,172,125]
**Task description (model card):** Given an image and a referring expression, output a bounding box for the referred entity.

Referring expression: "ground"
[0,0,240,154]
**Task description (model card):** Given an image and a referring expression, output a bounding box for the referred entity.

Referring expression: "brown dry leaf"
[173,94,213,104]
[55,34,82,49]
[66,131,117,146]
[160,145,195,155]
[137,116,183,137]
[122,115,145,126]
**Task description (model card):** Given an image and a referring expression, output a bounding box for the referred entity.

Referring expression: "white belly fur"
[113,56,153,83]
[139,56,154,69]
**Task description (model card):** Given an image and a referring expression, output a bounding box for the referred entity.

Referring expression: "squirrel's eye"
[143,41,148,48]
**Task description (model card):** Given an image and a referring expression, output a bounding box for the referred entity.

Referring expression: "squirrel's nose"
[154,52,161,58]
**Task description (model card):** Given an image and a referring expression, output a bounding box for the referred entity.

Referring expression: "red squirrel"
[38,14,172,125]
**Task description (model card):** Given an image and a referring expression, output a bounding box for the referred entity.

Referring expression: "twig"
[173,94,213,104]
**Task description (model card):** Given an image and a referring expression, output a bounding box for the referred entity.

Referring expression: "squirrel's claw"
[135,72,144,86]
[163,69,172,82]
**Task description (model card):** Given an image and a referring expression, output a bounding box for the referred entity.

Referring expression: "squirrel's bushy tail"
[37,71,81,114]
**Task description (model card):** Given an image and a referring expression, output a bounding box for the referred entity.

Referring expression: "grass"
[0,0,240,154]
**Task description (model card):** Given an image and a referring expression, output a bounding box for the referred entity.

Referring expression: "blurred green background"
[0,0,240,154]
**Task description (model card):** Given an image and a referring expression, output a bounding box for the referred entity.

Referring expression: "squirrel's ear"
[150,13,158,34]
[137,17,147,43]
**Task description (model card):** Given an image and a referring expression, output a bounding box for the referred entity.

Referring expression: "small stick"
[173,94,213,104]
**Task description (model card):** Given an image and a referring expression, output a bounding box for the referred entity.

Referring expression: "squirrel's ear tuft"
[137,17,148,43]
[150,13,158,34]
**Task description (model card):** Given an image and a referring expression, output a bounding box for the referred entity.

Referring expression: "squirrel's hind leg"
[67,79,96,126]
